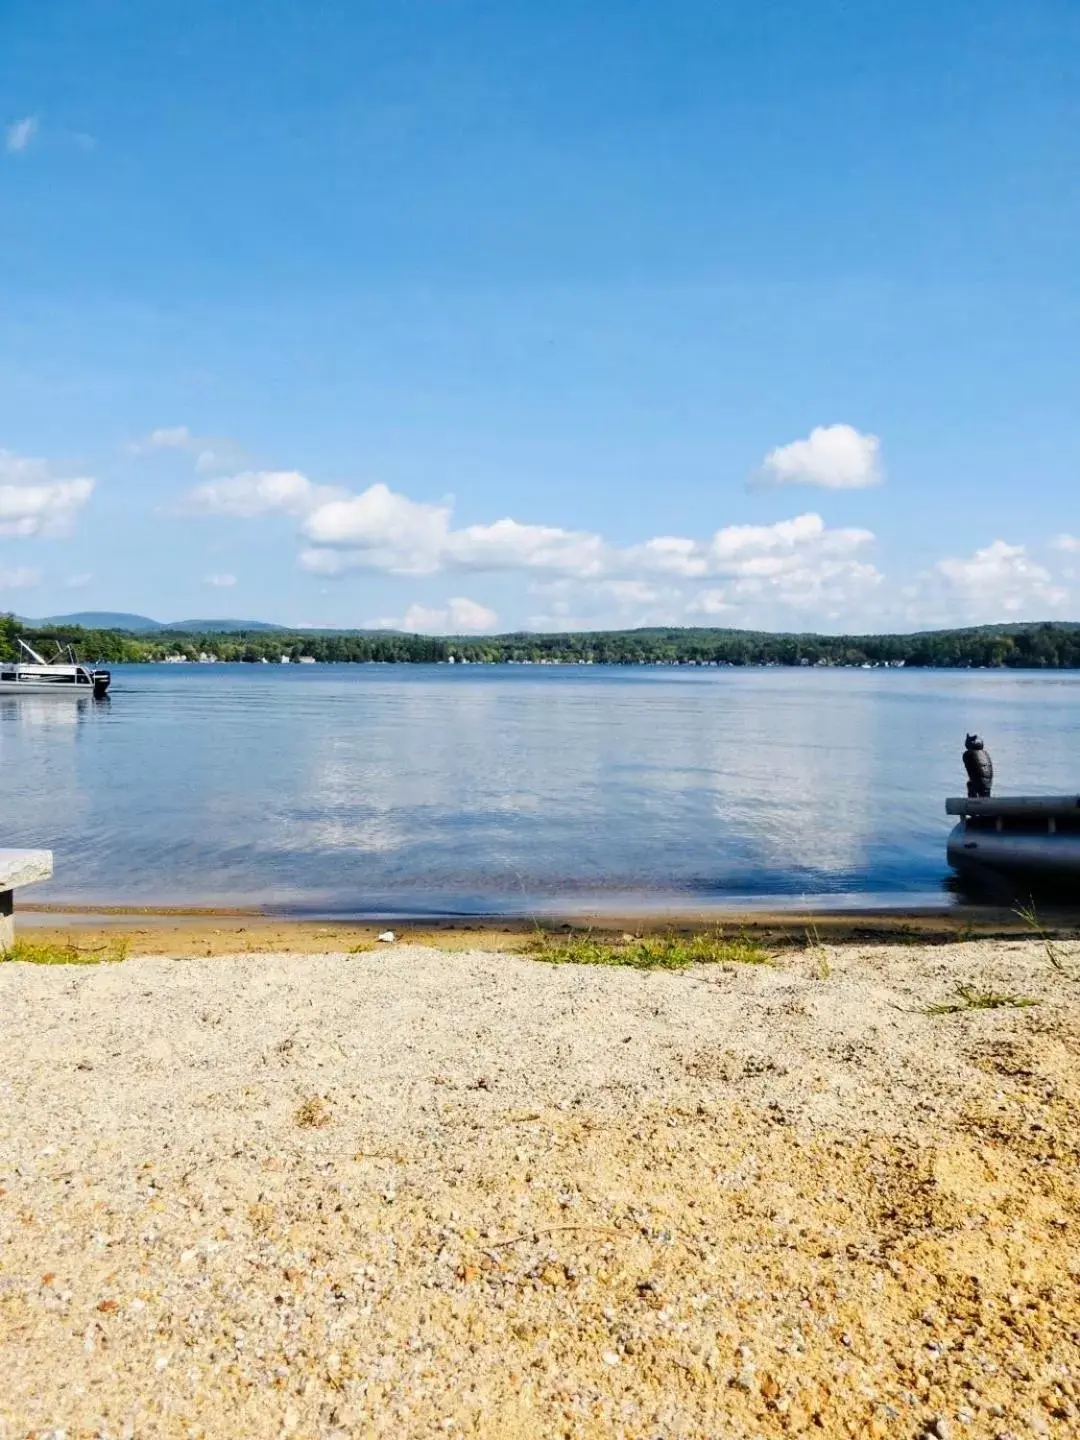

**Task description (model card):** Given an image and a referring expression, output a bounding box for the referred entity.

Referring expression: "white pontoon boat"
[0,639,111,698]
[947,795,1080,881]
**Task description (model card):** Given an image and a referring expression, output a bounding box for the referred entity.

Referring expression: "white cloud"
[143,426,192,450]
[444,518,606,576]
[710,512,869,566]
[1050,533,1080,553]
[445,596,499,632]
[181,469,338,519]
[203,572,237,588]
[935,540,1068,618]
[523,606,595,632]
[0,565,40,589]
[300,483,452,574]
[758,424,882,490]
[134,425,246,474]
[369,596,499,634]
[66,573,93,589]
[596,579,664,605]
[525,576,682,632]
[183,461,885,624]
[629,535,706,578]
[194,448,235,474]
[687,589,735,617]
[627,512,875,584]
[692,515,882,617]
[0,450,95,538]
[5,116,38,153]
[294,475,873,595]
[301,505,605,581]
[0,452,51,485]
[709,558,882,613]
[519,517,881,630]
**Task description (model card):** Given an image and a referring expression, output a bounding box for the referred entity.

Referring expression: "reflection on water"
[1,665,1078,914]
[0,694,104,728]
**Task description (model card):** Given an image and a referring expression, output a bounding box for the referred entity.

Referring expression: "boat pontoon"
[946,795,1080,881]
[0,639,111,698]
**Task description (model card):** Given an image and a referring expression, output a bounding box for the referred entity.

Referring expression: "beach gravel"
[1,940,1079,1438]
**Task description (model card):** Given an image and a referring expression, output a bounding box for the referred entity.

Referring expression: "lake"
[1,663,1077,915]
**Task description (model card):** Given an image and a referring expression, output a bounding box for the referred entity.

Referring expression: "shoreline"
[14,900,1080,959]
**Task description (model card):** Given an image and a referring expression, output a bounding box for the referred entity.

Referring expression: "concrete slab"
[0,850,53,890]
[0,850,53,952]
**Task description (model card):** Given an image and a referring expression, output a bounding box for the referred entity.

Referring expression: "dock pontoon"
[946,795,1080,880]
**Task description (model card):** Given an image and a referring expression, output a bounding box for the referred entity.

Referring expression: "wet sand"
[16,900,1078,960]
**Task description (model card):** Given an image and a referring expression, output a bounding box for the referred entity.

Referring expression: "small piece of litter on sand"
[378,931,396,943]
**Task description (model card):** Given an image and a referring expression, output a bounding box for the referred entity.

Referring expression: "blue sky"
[1,0,1078,633]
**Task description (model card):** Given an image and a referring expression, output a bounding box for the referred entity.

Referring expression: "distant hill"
[20,615,1078,642]
[31,612,287,634]
[33,611,165,632]
[162,618,286,633]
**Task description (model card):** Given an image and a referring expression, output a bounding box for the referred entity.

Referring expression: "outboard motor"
[963,734,993,798]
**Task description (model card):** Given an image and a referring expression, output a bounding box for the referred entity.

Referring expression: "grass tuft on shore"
[0,937,130,966]
[294,1095,333,1128]
[804,923,831,979]
[1014,901,1078,982]
[527,929,772,971]
[925,983,1037,1016]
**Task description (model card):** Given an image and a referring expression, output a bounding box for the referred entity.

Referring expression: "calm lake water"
[2,664,1078,915]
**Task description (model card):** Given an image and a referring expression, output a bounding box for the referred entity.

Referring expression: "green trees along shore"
[3,613,1080,668]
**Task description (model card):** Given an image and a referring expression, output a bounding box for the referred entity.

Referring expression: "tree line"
[4,614,1080,668]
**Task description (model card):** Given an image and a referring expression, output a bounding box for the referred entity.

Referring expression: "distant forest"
[4,613,1080,668]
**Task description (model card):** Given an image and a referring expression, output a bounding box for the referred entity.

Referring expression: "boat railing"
[946,795,1080,818]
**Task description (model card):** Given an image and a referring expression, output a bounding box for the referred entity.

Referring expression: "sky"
[1,0,1078,635]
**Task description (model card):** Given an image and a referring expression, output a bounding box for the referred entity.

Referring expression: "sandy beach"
[2,935,1079,1438]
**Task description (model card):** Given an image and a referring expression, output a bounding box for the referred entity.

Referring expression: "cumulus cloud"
[686,589,735,617]
[369,596,499,634]
[0,450,95,538]
[630,513,875,583]
[444,518,606,576]
[193,447,239,474]
[698,558,882,616]
[301,483,452,574]
[134,425,246,474]
[757,424,882,490]
[596,579,665,606]
[185,470,603,580]
[203,572,237,588]
[0,452,52,486]
[292,475,875,594]
[936,540,1068,618]
[5,116,38,153]
[524,576,682,632]
[0,565,40,589]
[179,461,887,624]
[628,535,706,578]
[180,469,339,519]
[1050,534,1080,553]
[141,426,192,450]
